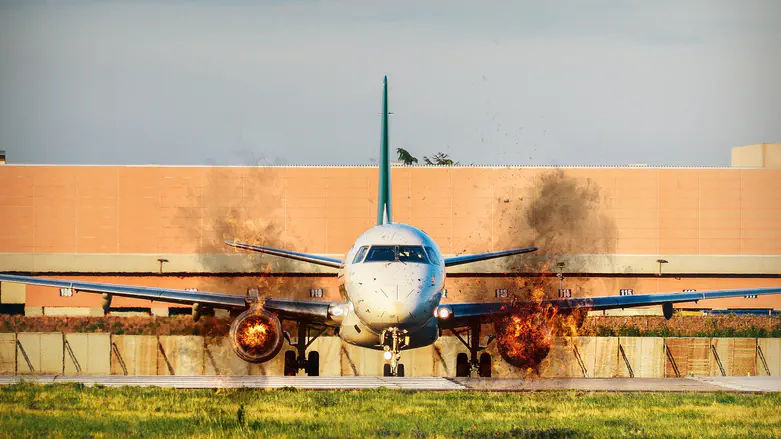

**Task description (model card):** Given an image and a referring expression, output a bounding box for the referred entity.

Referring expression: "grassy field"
[1,382,780,438]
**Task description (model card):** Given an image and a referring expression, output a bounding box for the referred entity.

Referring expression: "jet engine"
[229,307,284,363]
[493,310,554,370]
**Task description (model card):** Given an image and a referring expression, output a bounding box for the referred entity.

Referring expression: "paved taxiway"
[1,376,779,392]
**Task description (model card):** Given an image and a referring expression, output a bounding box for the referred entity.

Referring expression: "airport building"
[0,144,779,317]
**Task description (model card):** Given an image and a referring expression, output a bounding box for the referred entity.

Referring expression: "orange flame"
[236,315,276,356]
[492,261,585,373]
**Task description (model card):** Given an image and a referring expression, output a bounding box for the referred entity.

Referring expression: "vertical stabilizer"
[377,76,393,225]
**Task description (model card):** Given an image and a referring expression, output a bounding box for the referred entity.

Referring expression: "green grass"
[1,383,780,438]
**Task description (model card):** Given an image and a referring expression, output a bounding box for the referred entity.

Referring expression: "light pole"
[656,259,668,277]
[556,262,566,293]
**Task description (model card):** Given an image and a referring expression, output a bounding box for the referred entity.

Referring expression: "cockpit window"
[424,246,439,264]
[365,246,396,262]
[397,246,428,263]
[352,246,369,263]
[363,245,430,264]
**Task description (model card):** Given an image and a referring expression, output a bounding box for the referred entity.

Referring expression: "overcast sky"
[1,1,779,166]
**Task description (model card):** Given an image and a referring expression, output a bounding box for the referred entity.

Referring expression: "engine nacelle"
[229,307,284,364]
[494,310,553,370]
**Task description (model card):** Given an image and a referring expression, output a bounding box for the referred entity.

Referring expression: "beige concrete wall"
[664,337,711,377]
[340,342,385,376]
[45,307,104,317]
[203,336,251,376]
[1,334,780,377]
[732,144,766,167]
[757,338,780,376]
[308,337,343,377]
[0,333,15,375]
[732,144,781,168]
[111,335,158,375]
[0,281,25,304]
[202,336,287,376]
[64,333,111,376]
[15,332,63,375]
[617,337,665,378]
[710,338,757,376]
[157,336,204,375]
[539,337,584,378]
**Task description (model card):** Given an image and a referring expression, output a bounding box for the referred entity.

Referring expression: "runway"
[1,376,779,392]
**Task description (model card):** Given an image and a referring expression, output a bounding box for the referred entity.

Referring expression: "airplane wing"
[0,274,339,323]
[437,286,781,329]
[225,240,343,269]
[443,246,539,267]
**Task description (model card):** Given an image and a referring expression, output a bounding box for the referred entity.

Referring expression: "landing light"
[436,306,451,319]
[383,351,393,361]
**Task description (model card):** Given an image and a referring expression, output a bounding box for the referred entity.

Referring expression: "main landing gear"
[380,327,408,377]
[452,319,493,377]
[283,321,325,376]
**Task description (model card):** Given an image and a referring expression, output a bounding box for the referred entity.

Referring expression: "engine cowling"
[229,307,284,363]
[494,309,554,370]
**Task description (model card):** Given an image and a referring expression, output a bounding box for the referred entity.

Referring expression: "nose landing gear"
[380,327,409,377]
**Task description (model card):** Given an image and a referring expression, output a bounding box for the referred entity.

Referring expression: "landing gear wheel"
[456,353,470,377]
[478,353,492,377]
[383,363,392,377]
[284,351,297,376]
[397,364,405,377]
[306,351,320,376]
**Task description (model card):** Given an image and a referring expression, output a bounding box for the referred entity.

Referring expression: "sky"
[0,0,779,166]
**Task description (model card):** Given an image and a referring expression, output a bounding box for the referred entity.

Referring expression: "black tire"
[383,363,392,376]
[307,351,320,376]
[456,353,470,377]
[397,364,405,377]
[479,353,492,378]
[284,351,297,376]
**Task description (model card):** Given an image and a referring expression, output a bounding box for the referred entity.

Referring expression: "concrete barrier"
[432,336,470,377]
[539,337,584,378]
[757,338,780,376]
[664,337,711,377]
[202,337,287,376]
[617,337,665,378]
[157,336,204,376]
[64,333,111,376]
[340,342,384,376]
[0,333,16,375]
[3,333,780,377]
[308,337,342,377]
[111,335,158,375]
[710,338,757,377]
[592,336,620,377]
[536,337,619,378]
[16,332,63,375]
[203,336,250,376]
[250,341,286,376]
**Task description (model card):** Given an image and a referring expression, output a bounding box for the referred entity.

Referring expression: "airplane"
[2,76,781,377]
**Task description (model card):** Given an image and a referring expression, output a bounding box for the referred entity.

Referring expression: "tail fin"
[376,76,393,225]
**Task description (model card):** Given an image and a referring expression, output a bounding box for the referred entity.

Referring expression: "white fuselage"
[337,223,445,350]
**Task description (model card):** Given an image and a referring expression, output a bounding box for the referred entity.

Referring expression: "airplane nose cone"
[347,261,443,332]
